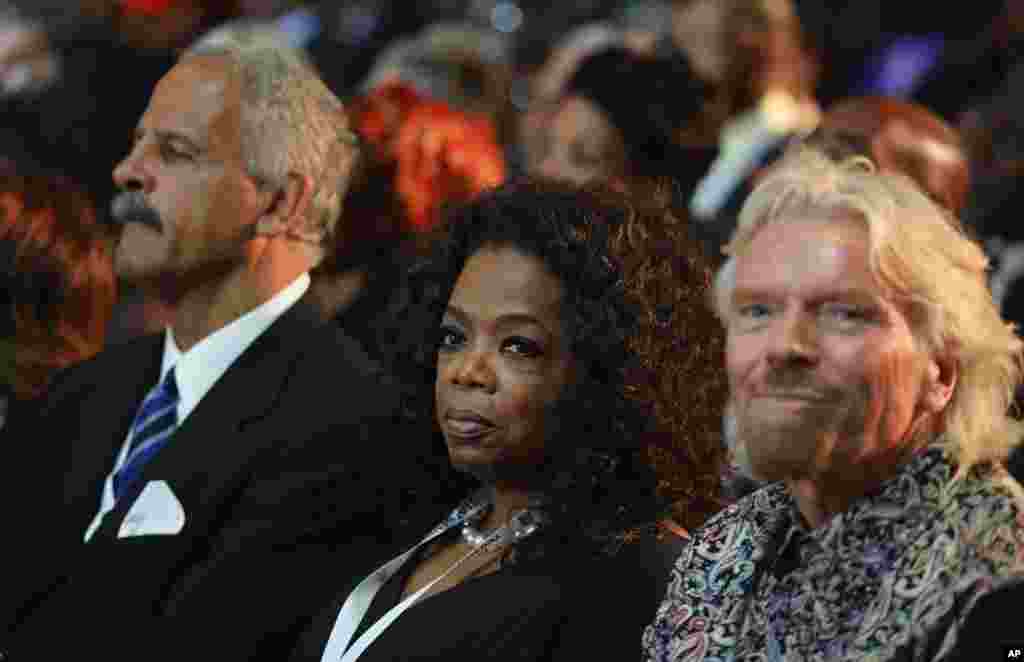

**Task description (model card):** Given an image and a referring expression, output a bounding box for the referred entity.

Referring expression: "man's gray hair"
[183,34,359,261]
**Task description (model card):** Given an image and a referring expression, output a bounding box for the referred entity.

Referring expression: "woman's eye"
[503,337,542,357]
[437,326,464,351]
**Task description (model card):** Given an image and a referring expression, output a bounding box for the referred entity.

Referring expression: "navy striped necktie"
[113,367,179,502]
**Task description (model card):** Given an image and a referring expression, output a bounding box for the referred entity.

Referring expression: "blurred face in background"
[0,19,57,97]
[699,0,818,112]
[742,13,817,103]
[532,95,627,188]
[518,24,623,178]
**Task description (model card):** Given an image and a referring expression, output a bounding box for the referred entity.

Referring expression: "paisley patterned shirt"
[642,446,1024,662]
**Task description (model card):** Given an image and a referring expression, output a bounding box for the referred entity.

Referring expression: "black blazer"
[290,530,685,662]
[0,298,446,661]
[942,577,1024,661]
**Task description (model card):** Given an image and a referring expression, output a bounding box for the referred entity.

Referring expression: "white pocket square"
[118,480,186,538]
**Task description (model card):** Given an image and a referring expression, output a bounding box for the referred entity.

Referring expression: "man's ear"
[922,350,958,414]
[254,172,316,238]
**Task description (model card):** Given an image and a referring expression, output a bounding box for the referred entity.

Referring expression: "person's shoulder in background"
[943,575,1024,661]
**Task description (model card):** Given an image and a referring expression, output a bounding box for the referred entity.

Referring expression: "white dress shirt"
[83,273,311,542]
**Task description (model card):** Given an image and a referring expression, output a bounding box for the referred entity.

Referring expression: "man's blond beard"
[734,387,870,484]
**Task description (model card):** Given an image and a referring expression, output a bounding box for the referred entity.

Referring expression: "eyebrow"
[731,286,883,306]
[443,305,551,333]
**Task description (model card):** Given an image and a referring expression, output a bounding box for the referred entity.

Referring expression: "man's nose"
[113,144,153,194]
[765,310,819,368]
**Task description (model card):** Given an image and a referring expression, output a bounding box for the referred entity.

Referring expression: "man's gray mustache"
[111,192,162,232]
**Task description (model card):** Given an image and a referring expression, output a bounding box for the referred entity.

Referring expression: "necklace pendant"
[459,507,547,550]
[460,524,492,548]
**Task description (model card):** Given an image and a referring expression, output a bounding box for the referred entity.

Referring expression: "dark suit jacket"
[290,529,685,662]
[0,298,447,661]
[943,576,1024,661]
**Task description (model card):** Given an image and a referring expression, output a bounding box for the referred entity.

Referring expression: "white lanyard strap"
[318,532,439,661]
[319,496,491,662]
[336,527,507,662]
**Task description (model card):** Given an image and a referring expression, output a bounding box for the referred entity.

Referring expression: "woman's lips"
[445,419,494,438]
[444,410,496,439]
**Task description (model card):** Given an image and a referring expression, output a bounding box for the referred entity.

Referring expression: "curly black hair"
[380,179,725,561]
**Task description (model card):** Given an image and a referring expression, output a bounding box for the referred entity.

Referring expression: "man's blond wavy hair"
[713,146,1024,472]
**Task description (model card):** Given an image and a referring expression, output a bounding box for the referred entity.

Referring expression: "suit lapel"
[63,334,164,536]
[92,299,326,540]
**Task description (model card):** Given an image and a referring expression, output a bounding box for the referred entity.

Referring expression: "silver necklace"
[460,505,546,550]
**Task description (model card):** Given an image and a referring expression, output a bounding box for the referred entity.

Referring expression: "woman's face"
[435,245,575,482]
[533,95,627,187]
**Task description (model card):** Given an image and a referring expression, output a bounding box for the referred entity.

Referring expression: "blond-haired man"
[644,147,1024,661]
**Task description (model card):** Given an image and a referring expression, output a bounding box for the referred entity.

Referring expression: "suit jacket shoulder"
[3,300,445,662]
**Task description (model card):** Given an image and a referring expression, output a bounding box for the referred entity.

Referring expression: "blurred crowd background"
[4,0,1024,397]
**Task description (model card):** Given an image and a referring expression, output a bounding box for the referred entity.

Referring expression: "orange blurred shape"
[355,82,506,231]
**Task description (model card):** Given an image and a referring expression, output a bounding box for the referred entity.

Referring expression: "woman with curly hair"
[289,181,728,661]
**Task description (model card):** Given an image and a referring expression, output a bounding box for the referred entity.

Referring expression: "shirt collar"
[774,444,951,565]
[160,273,310,424]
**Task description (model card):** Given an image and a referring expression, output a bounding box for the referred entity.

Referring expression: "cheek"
[183,170,234,220]
[197,179,226,223]
[841,343,925,444]
[812,331,878,385]
[495,382,537,422]
[725,334,759,393]
[157,181,201,242]
[832,336,911,389]
[197,181,249,246]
